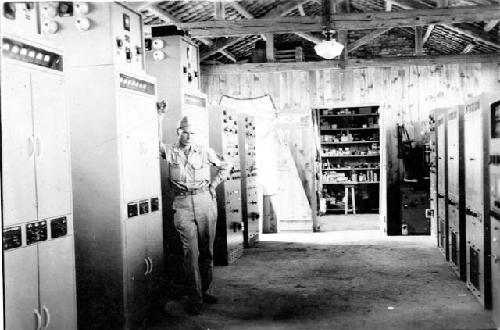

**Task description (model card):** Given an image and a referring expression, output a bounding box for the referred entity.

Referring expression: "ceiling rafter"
[390,0,500,50]
[175,5,500,38]
[199,0,312,61]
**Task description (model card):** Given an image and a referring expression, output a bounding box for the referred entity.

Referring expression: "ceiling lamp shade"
[314,39,344,59]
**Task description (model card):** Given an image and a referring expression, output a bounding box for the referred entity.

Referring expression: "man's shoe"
[184,303,202,316]
[203,294,218,305]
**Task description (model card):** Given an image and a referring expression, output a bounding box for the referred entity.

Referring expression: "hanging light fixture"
[314,30,344,59]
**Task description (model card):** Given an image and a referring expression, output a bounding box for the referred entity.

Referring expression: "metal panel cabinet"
[488,96,500,327]
[436,110,448,258]
[125,218,148,326]
[238,114,260,247]
[38,236,77,330]
[146,214,164,282]
[31,70,72,220]
[429,112,438,244]
[4,246,39,330]
[1,65,37,227]
[209,106,243,265]
[2,35,77,330]
[464,95,491,308]
[446,106,466,280]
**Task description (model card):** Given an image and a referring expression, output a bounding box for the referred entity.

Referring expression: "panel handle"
[28,136,35,158]
[42,306,50,329]
[36,137,43,158]
[34,309,42,330]
[148,257,153,275]
[144,258,149,276]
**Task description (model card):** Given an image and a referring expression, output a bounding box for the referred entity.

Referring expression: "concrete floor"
[146,215,496,330]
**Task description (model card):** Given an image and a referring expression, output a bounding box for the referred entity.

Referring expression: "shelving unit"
[314,105,381,214]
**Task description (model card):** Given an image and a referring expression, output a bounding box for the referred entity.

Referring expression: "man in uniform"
[160,116,232,315]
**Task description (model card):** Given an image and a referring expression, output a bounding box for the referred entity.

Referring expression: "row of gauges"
[119,73,155,95]
[3,217,68,251]
[39,2,92,34]
[2,37,63,71]
[127,197,160,218]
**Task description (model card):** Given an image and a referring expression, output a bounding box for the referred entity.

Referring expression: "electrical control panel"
[2,12,77,330]
[147,31,201,93]
[488,96,500,325]
[238,114,260,247]
[436,110,449,259]
[145,32,208,150]
[39,2,144,70]
[429,111,438,244]
[464,94,491,308]
[446,106,466,280]
[209,106,243,265]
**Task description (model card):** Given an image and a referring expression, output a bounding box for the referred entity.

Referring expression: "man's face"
[178,128,193,146]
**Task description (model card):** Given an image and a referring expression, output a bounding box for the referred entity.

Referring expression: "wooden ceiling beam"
[142,5,214,46]
[422,24,434,44]
[348,28,391,52]
[177,5,500,38]
[202,53,500,74]
[462,43,475,53]
[220,49,237,63]
[484,19,499,32]
[200,37,242,60]
[200,0,311,60]
[230,2,254,19]
[390,0,500,49]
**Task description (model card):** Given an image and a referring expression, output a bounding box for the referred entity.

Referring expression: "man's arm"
[159,142,167,160]
[206,148,233,190]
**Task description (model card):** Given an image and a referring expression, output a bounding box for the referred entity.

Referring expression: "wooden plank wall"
[202,61,500,225]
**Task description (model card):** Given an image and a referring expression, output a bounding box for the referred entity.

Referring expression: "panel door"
[124,218,148,326]
[146,213,164,284]
[119,91,160,202]
[447,118,459,198]
[31,71,72,220]
[437,123,446,194]
[1,64,37,226]
[4,246,39,330]
[464,111,483,210]
[38,236,77,330]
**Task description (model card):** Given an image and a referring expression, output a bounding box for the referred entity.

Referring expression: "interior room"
[1,0,500,329]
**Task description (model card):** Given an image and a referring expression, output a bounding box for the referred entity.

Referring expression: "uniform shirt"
[160,142,232,192]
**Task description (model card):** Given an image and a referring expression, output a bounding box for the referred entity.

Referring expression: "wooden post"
[215,2,224,20]
[415,26,424,55]
[337,30,348,61]
[437,0,449,7]
[295,46,304,62]
[265,33,275,62]
[385,0,392,11]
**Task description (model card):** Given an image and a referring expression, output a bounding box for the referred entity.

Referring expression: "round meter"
[152,39,165,50]
[153,50,166,61]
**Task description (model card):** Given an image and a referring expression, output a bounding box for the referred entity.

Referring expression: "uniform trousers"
[172,190,217,305]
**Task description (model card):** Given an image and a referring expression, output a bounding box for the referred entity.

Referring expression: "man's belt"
[173,185,209,196]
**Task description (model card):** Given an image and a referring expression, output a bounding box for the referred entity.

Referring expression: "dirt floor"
[146,215,496,330]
